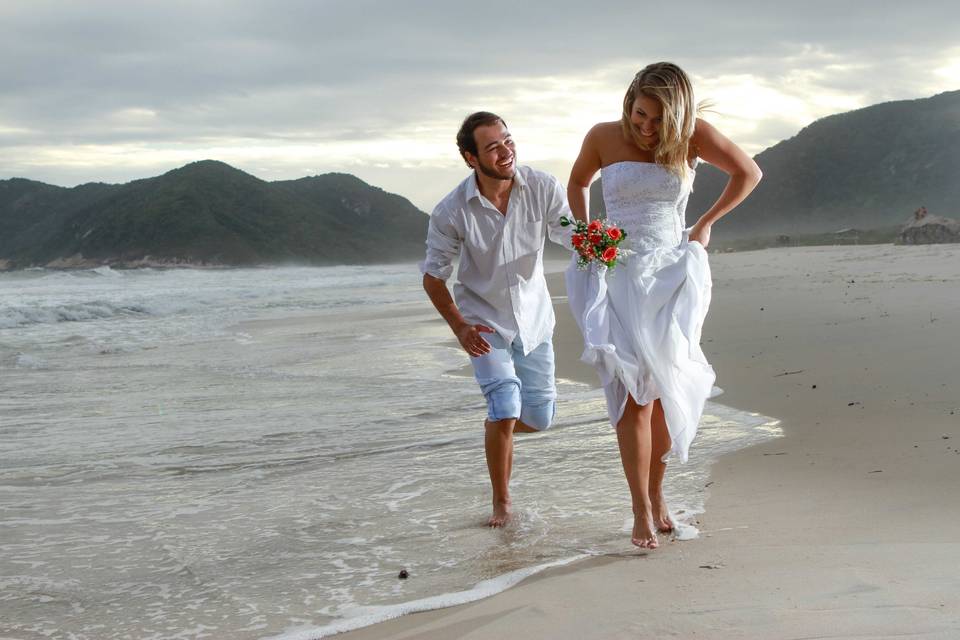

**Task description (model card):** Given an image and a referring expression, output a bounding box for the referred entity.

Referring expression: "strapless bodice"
[600,161,695,252]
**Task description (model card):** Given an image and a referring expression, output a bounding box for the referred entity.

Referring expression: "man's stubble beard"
[475,156,515,181]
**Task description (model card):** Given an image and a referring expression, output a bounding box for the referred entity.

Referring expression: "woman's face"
[630,94,662,143]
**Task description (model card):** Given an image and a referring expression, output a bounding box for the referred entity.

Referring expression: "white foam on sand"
[672,520,700,541]
[263,554,590,640]
[620,508,701,541]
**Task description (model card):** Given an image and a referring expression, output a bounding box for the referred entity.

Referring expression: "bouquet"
[559,216,628,270]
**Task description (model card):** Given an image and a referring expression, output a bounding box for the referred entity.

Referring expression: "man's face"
[466,122,516,181]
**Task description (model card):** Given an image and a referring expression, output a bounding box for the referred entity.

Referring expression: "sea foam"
[264,554,590,640]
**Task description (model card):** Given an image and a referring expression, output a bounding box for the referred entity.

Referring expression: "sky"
[2,0,959,211]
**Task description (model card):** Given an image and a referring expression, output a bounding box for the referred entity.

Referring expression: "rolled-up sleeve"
[419,205,461,281]
[545,175,575,250]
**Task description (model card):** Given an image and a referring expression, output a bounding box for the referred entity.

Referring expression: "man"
[420,111,572,527]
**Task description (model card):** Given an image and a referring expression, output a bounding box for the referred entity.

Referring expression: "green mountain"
[589,90,960,238]
[689,90,960,237]
[0,161,428,268]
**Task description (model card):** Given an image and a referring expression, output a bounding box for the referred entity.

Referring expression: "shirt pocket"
[516,216,545,257]
[524,205,544,224]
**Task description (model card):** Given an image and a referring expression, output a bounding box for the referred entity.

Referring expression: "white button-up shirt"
[420,165,573,355]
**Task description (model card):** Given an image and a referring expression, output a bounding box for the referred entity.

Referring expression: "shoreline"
[275,339,778,639]
[0,257,428,272]
[333,243,960,639]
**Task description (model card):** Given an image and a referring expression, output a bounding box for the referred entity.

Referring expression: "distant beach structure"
[832,228,861,244]
[898,206,960,244]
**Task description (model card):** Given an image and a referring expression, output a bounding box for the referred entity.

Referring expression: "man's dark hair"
[456,111,507,167]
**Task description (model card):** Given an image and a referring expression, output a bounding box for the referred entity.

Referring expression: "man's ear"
[463,151,478,169]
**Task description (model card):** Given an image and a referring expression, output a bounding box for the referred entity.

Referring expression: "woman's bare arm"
[567,125,604,222]
[689,118,762,247]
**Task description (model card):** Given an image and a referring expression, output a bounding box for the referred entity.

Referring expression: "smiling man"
[420,111,573,527]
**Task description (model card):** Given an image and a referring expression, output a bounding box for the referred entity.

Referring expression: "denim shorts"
[470,333,557,430]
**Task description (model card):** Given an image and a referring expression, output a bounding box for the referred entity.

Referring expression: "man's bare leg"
[484,419,537,527]
[649,400,675,533]
[513,420,538,434]
[484,418,515,527]
[616,396,658,549]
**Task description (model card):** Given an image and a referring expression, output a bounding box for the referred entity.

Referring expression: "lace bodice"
[600,161,695,251]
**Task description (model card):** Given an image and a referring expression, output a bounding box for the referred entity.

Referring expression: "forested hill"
[0,160,428,269]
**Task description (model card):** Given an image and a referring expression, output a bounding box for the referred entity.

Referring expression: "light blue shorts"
[470,333,557,430]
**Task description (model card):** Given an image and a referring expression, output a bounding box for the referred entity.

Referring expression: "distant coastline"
[0,254,420,272]
[0,160,429,271]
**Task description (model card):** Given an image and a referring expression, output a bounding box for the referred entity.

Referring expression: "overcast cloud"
[2,0,958,210]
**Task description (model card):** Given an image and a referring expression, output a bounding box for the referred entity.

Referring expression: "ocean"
[0,263,780,639]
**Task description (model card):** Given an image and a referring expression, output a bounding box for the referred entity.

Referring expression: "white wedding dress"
[565,161,715,463]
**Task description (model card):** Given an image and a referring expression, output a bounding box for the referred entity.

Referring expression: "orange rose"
[602,246,618,262]
[607,227,622,240]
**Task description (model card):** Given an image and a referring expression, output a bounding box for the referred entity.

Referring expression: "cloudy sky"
[2,0,958,211]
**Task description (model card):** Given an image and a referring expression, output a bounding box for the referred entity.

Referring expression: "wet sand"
[340,244,960,639]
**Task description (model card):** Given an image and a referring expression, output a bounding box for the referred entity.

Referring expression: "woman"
[565,62,761,549]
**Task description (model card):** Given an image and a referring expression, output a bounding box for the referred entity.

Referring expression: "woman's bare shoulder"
[588,120,622,138]
[584,121,624,154]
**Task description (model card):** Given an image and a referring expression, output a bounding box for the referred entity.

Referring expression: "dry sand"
[341,243,960,639]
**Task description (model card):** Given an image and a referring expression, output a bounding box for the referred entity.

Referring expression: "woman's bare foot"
[488,499,512,527]
[651,493,675,533]
[631,511,659,549]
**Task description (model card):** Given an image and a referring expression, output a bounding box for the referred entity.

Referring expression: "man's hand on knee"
[456,323,495,357]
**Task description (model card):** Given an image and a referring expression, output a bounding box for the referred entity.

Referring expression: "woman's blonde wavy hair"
[621,62,702,185]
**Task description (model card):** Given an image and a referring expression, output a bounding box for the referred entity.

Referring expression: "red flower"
[587,220,603,233]
[606,227,622,240]
[588,233,602,245]
[571,233,585,247]
[602,246,618,262]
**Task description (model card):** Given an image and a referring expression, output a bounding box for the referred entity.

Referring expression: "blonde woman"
[565,62,762,548]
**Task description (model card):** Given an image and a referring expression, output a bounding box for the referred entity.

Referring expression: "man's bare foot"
[651,493,675,533]
[488,499,512,527]
[631,512,659,549]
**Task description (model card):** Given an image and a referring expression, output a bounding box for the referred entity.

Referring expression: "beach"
[339,243,960,639]
[0,262,772,638]
[3,244,958,639]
